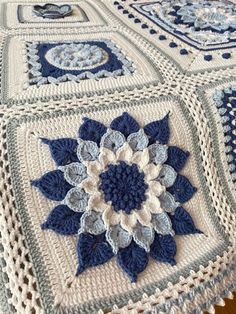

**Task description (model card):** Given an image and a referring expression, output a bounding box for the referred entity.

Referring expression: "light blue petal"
[77,140,99,162]
[79,211,105,235]
[159,192,179,213]
[158,165,177,188]
[59,162,87,186]
[148,143,168,164]
[106,225,132,254]
[100,129,126,152]
[152,212,174,235]
[63,187,89,212]
[133,223,154,252]
[127,128,149,151]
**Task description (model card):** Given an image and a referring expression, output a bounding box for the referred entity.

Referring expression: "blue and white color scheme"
[32,112,199,282]
[130,0,236,50]
[27,40,134,86]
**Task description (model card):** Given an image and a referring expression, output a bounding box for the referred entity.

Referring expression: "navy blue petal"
[144,113,169,144]
[166,146,190,172]
[117,241,148,282]
[76,232,114,275]
[31,170,72,201]
[169,207,202,235]
[41,138,78,166]
[78,117,107,145]
[168,175,197,203]
[41,205,82,235]
[110,112,140,138]
[150,234,176,265]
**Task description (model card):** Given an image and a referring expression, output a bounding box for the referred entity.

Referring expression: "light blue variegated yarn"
[63,187,89,212]
[158,164,177,188]
[159,192,179,213]
[100,129,126,152]
[59,162,87,186]
[106,225,132,254]
[133,223,154,252]
[148,143,168,164]
[79,211,106,235]
[77,140,99,162]
[127,128,149,151]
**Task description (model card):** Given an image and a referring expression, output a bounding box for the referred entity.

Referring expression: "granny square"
[0,0,236,314]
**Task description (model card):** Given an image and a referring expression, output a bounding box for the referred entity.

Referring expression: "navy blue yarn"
[141,24,148,29]
[99,161,148,214]
[170,4,236,34]
[31,170,72,201]
[166,146,190,172]
[222,52,231,59]
[37,41,124,80]
[169,207,202,235]
[41,137,78,166]
[150,29,157,34]
[78,117,107,146]
[150,234,176,266]
[167,175,197,203]
[110,112,140,138]
[159,35,166,40]
[129,3,236,51]
[128,13,134,18]
[169,42,177,48]
[41,205,82,235]
[204,54,212,61]
[180,48,188,55]
[76,232,114,275]
[134,18,141,23]
[217,89,236,183]
[144,113,169,145]
[117,241,148,282]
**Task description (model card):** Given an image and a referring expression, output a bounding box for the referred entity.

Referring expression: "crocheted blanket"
[0,0,236,313]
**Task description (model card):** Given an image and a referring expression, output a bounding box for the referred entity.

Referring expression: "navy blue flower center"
[99,161,148,214]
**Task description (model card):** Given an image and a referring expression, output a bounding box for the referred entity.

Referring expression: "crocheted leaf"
[41,138,78,166]
[170,207,202,235]
[117,241,148,282]
[150,234,176,265]
[110,112,140,138]
[76,232,114,275]
[168,175,197,203]
[41,205,82,235]
[166,146,190,172]
[78,117,107,145]
[31,170,72,201]
[144,113,169,144]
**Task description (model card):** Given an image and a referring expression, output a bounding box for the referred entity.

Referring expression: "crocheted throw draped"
[0,0,236,314]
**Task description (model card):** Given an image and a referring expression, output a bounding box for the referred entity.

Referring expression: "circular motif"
[45,43,109,70]
[99,161,148,214]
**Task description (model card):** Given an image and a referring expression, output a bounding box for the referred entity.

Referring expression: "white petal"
[135,209,152,227]
[116,142,133,162]
[143,163,161,181]
[88,192,109,212]
[86,160,103,178]
[147,181,166,197]
[80,177,99,194]
[102,206,120,228]
[132,148,149,169]
[143,195,162,214]
[99,147,117,168]
[120,211,137,234]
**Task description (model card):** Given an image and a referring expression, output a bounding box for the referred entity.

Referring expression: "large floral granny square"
[2,93,234,314]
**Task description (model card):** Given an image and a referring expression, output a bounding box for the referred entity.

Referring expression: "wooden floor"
[205,293,236,314]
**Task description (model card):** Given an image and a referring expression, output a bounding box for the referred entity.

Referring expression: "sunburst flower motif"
[32,112,201,282]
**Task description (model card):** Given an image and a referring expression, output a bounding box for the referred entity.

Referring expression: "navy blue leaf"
[169,207,202,235]
[76,232,114,275]
[110,112,140,138]
[150,234,176,265]
[78,117,107,146]
[41,138,78,166]
[31,170,72,201]
[41,205,82,235]
[117,241,148,282]
[168,175,197,203]
[166,146,190,172]
[144,113,169,144]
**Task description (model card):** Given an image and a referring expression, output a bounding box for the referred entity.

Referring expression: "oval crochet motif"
[32,112,201,282]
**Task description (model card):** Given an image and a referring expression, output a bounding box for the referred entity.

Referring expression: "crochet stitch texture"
[0,0,236,313]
